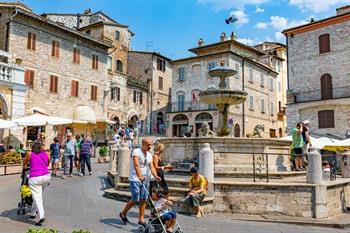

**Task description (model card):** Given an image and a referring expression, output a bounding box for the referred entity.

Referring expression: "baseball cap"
[303,120,310,125]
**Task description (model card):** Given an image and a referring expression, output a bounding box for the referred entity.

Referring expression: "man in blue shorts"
[119,138,160,228]
[50,137,60,176]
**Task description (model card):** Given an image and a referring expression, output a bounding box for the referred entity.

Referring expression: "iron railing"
[291,85,350,103]
[166,101,217,113]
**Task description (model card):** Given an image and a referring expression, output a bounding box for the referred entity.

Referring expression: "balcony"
[288,85,350,104]
[0,61,25,85]
[166,101,217,113]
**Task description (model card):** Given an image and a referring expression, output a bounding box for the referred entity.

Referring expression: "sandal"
[119,212,128,224]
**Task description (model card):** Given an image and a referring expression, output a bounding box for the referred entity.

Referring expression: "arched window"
[192,64,201,78]
[234,124,240,137]
[320,73,333,100]
[319,34,330,54]
[116,60,123,73]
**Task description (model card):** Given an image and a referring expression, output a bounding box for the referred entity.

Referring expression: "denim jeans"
[64,155,74,175]
[80,154,91,175]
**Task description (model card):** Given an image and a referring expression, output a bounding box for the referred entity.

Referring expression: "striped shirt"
[80,141,93,155]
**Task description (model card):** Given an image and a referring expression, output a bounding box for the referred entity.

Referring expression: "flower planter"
[0,164,22,175]
[98,156,110,163]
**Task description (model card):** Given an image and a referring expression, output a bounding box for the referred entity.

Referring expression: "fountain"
[199,65,247,136]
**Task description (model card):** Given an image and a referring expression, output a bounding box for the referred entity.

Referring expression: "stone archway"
[234,124,241,137]
[128,115,138,129]
[156,112,165,134]
[172,114,188,137]
[195,112,213,137]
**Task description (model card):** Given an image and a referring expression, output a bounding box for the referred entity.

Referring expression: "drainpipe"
[242,59,245,137]
[149,54,154,135]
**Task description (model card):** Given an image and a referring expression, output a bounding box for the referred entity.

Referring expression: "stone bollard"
[109,143,119,172]
[117,143,131,184]
[306,147,323,184]
[341,150,350,178]
[199,143,215,197]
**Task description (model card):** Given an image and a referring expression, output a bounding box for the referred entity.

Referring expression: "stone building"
[255,42,288,137]
[0,3,111,144]
[282,6,350,137]
[128,51,172,135]
[167,33,282,138]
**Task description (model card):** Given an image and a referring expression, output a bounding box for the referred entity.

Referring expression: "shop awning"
[73,105,96,124]
[13,113,72,126]
[0,119,17,129]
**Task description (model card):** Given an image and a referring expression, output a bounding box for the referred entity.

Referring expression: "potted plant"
[98,145,110,163]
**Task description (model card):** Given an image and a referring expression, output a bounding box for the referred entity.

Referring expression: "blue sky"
[16,0,350,59]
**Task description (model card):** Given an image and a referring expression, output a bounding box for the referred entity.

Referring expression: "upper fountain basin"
[209,67,237,78]
[199,89,248,105]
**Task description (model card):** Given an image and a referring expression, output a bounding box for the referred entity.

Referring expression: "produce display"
[0,151,22,165]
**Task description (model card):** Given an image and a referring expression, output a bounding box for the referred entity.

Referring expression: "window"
[208,62,216,70]
[71,80,79,97]
[91,85,98,101]
[158,76,163,90]
[107,56,112,71]
[115,30,120,41]
[116,60,123,73]
[248,68,253,83]
[320,73,333,100]
[178,67,185,81]
[157,58,166,72]
[24,69,35,88]
[249,96,254,110]
[92,54,99,70]
[318,110,334,128]
[51,40,60,58]
[269,78,274,91]
[260,99,265,113]
[260,73,264,88]
[270,102,274,116]
[73,48,80,64]
[27,32,36,51]
[111,87,120,101]
[133,90,143,104]
[49,75,58,93]
[177,92,185,111]
[319,34,330,54]
[192,64,201,78]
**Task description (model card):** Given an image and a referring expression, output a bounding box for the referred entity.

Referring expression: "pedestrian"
[22,140,51,226]
[183,167,206,218]
[49,137,60,177]
[128,129,134,149]
[150,143,174,196]
[79,136,93,176]
[75,135,82,174]
[61,133,77,179]
[302,120,312,167]
[119,138,160,228]
[292,122,304,171]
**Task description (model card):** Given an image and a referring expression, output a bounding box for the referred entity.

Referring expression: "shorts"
[161,211,177,220]
[51,158,59,163]
[130,181,148,203]
[294,148,303,157]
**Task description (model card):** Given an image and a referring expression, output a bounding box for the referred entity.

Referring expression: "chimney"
[198,38,205,47]
[83,8,92,15]
[76,13,81,29]
[220,32,227,42]
[230,31,236,40]
[310,17,315,22]
[336,5,350,15]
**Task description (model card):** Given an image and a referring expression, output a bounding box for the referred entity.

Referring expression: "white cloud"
[275,32,285,42]
[289,0,349,13]
[256,22,268,29]
[230,9,249,24]
[270,16,288,30]
[255,6,264,13]
[197,0,269,11]
[237,38,260,45]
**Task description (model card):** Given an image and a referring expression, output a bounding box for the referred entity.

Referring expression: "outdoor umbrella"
[13,113,72,126]
[0,119,17,129]
[323,138,350,152]
[280,135,340,150]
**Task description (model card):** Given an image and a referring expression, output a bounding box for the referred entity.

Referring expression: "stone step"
[104,188,214,214]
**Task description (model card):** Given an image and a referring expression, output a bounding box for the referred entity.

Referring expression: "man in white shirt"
[119,138,160,227]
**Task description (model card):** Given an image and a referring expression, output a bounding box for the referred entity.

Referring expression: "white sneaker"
[89,171,92,176]
[61,175,66,179]
[79,173,83,177]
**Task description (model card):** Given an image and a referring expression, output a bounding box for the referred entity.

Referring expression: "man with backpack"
[184,167,207,218]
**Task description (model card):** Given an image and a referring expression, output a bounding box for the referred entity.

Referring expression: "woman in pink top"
[23,140,51,226]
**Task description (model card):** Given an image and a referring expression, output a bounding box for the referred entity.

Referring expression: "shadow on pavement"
[97,175,112,190]
[0,208,35,226]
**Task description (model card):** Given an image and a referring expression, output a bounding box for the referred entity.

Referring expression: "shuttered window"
[24,70,35,88]
[71,80,79,97]
[318,110,335,128]
[91,85,98,101]
[133,90,143,104]
[158,76,163,90]
[319,34,330,54]
[51,40,60,58]
[49,75,58,93]
[73,48,80,64]
[27,32,36,51]
[320,73,333,100]
[92,54,99,70]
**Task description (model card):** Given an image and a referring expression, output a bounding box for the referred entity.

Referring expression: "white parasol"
[0,119,17,129]
[13,113,72,126]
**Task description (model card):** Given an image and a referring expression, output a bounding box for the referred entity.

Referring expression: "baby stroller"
[139,182,184,233]
[17,167,33,215]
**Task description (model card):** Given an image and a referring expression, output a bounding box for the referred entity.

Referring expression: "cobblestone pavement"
[0,161,348,233]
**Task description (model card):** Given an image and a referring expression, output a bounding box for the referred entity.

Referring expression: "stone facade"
[128,51,172,134]
[168,34,283,139]
[283,7,350,137]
